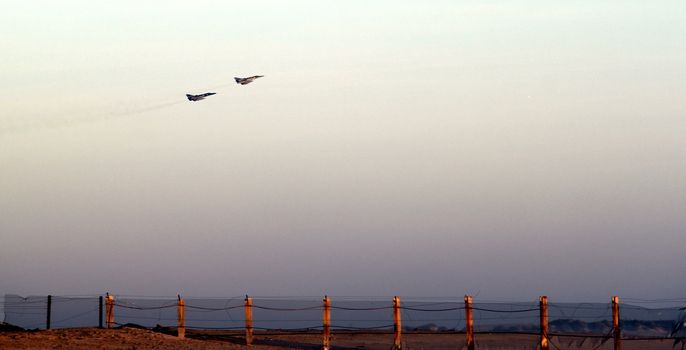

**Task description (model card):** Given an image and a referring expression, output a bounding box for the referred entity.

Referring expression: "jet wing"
[234,75,264,85]
[186,92,216,101]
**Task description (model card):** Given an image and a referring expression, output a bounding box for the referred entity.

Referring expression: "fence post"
[323,295,331,350]
[46,295,52,330]
[465,295,474,350]
[99,296,103,328]
[105,293,115,329]
[540,296,549,350]
[392,296,402,350]
[177,295,185,339]
[245,295,253,346]
[612,295,622,350]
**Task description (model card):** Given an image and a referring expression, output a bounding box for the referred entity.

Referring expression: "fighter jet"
[234,75,264,85]
[186,92,216,101]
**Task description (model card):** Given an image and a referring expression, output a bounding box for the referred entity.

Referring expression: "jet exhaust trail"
[1,75,264,136]
[0,99,184,137]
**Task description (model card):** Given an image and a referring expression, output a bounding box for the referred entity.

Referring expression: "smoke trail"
[101,99,185,119]
[0,78,238,137]
[0,99,185,137]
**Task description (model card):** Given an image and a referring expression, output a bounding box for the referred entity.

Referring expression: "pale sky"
[1,1,685,301]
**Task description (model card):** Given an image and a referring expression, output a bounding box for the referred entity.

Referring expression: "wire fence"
[2,294,685,349]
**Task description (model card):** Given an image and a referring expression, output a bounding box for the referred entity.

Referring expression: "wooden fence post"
[177,295,185,339]
[392,296,402,350]
[323,295,331,350]
[612,295,622,350]
[465,295,474,350]
[46,295,52,330]
[105,293,115,329]
[99,296,103,329]
[245,295,253,346]
[540,296,549,350]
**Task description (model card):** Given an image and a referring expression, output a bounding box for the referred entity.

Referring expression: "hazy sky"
[1,1,685,301]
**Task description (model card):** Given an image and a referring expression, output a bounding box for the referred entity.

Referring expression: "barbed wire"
[330,305,393,311]
[184,304,243,311]
[51,307,100,325]
[113,302,177,311]
[473,306,539,313]
[401,306,464,312]
[251,304,322,311]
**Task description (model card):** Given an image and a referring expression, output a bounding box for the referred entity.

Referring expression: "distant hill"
[489,319,682,337]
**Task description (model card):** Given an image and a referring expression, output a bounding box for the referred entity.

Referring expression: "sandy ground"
[0,327,681,349]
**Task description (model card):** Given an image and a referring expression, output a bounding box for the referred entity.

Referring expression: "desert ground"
[0,327,681,349]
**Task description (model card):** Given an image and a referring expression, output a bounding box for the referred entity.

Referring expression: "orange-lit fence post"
[392,296,402,350]
[465,295,474,350]
[245,295,253,346]
[177,295,185,339]
[323,295,331,350]
[612,295,622,350]
[540,296,549,350]
[105,293,115,329]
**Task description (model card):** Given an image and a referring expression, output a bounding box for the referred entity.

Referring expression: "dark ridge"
[115,323,148,330]
[0,322,26,332]
[152,324,176,336]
